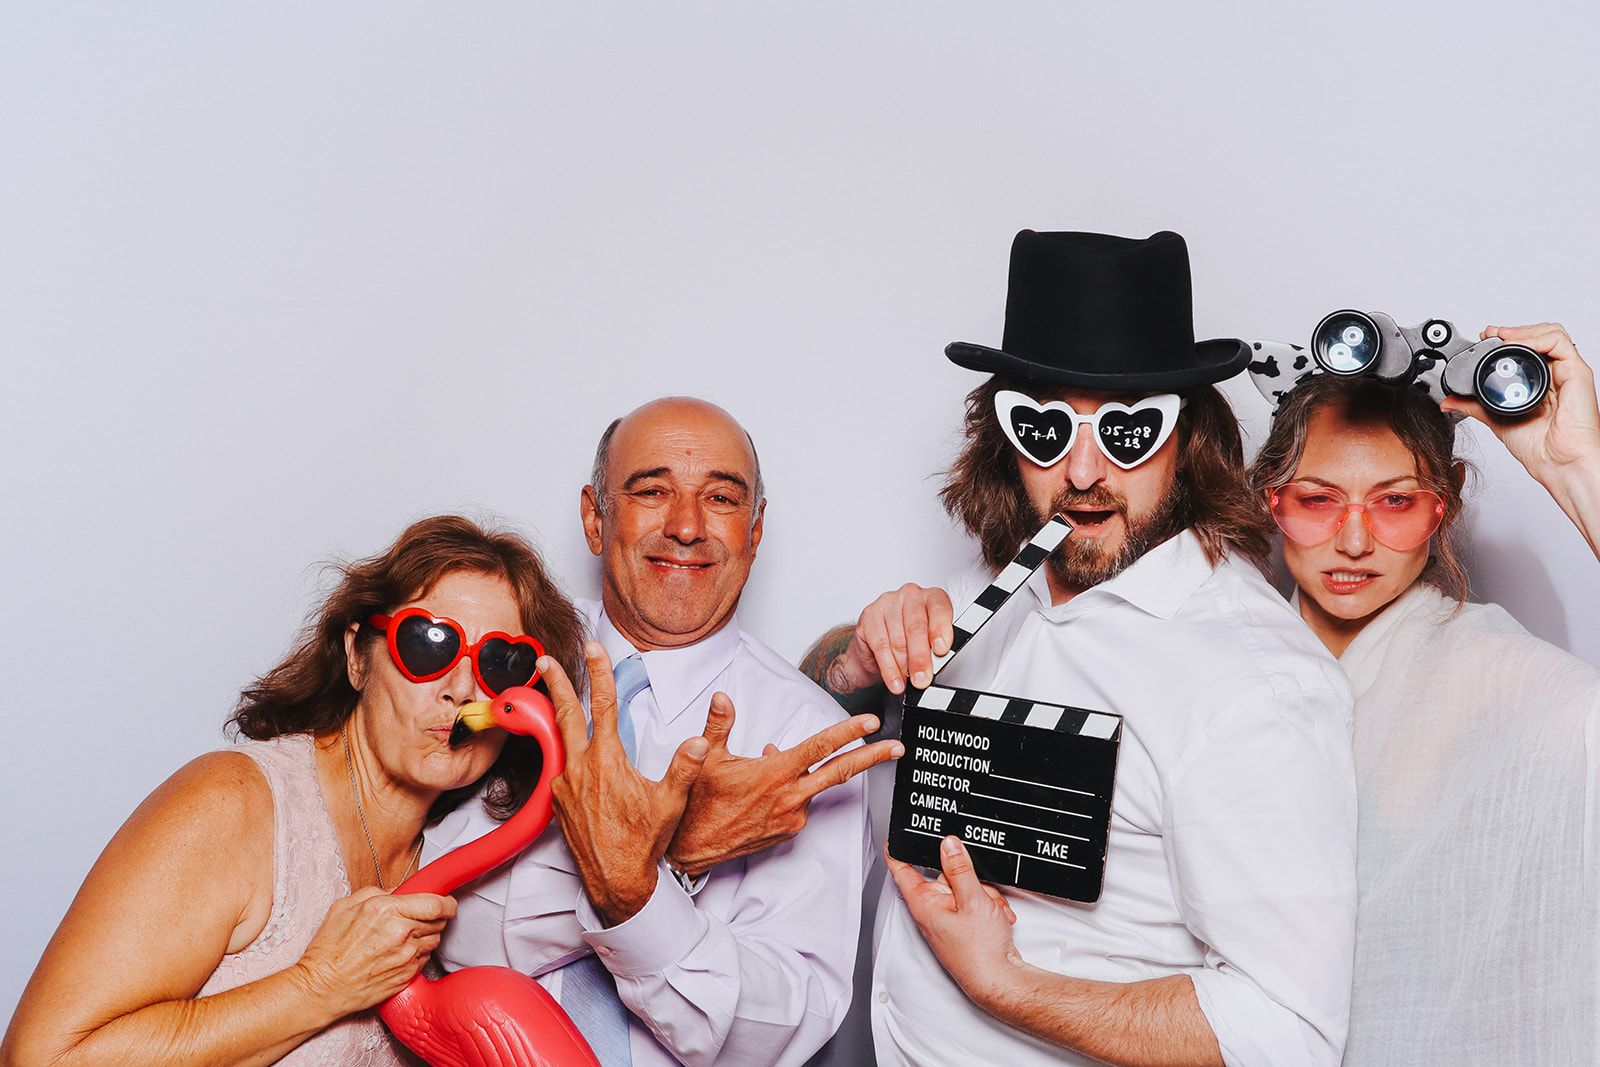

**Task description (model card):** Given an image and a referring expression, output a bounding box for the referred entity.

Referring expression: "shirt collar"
[592,608,742,724]
[1028,528,1216,621]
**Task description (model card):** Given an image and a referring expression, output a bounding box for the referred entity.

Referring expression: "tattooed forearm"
[801,624,884,712]
[800,624,855,691]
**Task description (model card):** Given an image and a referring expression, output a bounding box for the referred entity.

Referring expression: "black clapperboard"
[887,515,1123,902]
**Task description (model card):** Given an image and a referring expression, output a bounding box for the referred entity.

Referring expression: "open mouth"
[647,556,714,572]
[1065,508,1119,532]
[1322,569,1379,593]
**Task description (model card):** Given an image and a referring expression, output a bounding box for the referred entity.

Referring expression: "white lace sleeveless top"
[197,733,419,1066]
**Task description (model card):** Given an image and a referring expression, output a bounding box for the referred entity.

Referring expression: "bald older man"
[427,398,897,1067]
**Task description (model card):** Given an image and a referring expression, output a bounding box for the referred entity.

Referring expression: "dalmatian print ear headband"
[1246,340,1320,414]
[1246,339,1451,417]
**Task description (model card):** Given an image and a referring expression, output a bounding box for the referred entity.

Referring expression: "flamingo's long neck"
[393,732,563,898]
[380,711,566,1038]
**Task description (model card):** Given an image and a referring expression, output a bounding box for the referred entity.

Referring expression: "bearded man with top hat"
[806,230,1358,1066]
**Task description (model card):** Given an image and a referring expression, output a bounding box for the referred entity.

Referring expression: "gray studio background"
[4,2,1598,1055]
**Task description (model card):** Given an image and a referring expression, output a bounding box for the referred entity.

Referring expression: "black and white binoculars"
[1311,310,1549,416]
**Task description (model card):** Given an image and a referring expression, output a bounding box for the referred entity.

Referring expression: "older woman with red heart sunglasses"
[1247,323,1600,1064]
[2,514,586,1067]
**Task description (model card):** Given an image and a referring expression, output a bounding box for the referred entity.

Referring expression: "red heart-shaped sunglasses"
[368,608,546,697]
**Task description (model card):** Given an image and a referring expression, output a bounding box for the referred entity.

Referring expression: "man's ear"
[581,485,605,556]
[344,622,368,691]
[749,499,766,554]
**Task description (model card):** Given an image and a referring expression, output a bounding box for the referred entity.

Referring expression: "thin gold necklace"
[342,723,423,891]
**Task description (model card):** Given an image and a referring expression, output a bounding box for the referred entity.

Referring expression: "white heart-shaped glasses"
[993,390,1184,470]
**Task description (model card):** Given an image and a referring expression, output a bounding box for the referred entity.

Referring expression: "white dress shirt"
[871,531,1358,1067]
[426,600,870,1067]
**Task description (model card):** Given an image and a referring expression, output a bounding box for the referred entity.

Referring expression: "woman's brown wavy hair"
[228,514,587,822]
[940,376,1270,570]
[1247,375,1470,603]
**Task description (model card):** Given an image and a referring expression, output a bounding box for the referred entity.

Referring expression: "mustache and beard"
[1026,476,1192,589]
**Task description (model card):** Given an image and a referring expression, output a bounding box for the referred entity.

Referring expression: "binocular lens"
[1313,311,1381,375]
[1476,346,1548,414]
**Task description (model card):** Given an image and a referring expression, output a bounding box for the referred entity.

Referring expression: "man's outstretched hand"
[666,693,903,877]
[546,642,708,926]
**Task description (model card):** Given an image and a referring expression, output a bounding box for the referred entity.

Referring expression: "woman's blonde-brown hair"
[1247,375,1471,602]
[228,514,587,821]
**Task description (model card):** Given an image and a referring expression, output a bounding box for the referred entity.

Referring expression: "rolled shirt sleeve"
[1168,687,1358,1067]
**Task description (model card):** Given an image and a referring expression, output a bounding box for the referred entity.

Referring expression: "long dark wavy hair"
[940,375,1270,571]
[1248,375,1471,602]
[228,514,587,822]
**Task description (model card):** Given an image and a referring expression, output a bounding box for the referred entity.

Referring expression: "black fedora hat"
[946,230,1250,391]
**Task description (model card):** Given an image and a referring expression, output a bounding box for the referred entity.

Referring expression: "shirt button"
[877,990,890,1004]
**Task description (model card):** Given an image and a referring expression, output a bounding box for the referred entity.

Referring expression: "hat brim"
[944,337,1252,391]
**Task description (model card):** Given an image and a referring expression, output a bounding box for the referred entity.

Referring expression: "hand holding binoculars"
[1309,310,1550,416]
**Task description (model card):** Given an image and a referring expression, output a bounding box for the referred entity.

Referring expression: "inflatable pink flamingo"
[380,686,601,1067]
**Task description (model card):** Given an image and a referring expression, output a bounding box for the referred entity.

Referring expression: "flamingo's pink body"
[379,687,601,1067]
[384,966,594,1067]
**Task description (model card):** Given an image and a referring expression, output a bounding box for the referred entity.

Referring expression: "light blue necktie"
[606,654,646,763]
[559,654,648,1066]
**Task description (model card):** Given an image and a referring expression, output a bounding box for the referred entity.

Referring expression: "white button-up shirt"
[426,600,870,1067]
[871,531,1357,1067]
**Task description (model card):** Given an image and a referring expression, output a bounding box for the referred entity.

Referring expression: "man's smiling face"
[1015,387,1187,595]
[582,398,765,650]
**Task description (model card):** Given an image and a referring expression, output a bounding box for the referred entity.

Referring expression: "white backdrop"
[4,1,1598,1046]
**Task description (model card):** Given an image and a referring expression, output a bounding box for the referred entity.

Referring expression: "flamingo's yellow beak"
[449,700,497,748]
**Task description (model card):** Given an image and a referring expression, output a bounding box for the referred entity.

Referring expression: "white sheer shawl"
[1335,582,1600,1063]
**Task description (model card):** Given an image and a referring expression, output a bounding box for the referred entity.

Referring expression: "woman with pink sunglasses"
[2,515,586,1067]
[1247,324,1600,1064]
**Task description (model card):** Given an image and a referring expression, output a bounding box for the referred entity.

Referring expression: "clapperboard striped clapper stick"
[887,514,1125,902]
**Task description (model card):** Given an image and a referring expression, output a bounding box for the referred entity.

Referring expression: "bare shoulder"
[123,749,273,849]
[88,749,276,948]
[167,749,272,807]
